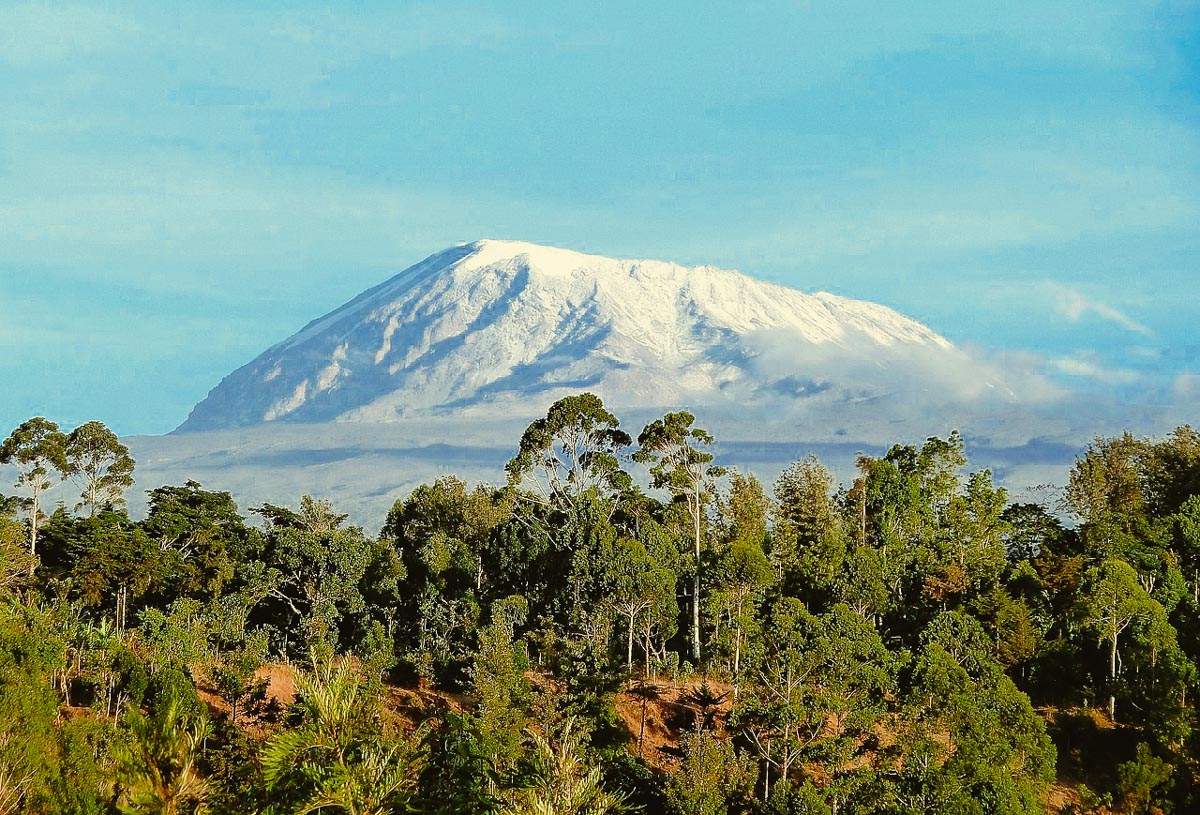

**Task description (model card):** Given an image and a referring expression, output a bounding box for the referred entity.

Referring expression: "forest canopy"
[2,397,1199,814]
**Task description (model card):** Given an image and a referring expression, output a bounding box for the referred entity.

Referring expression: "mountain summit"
[177,240,979,432]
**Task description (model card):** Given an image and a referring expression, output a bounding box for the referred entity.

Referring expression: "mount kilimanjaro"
[178,239,988,433]
[126,239,1078,529]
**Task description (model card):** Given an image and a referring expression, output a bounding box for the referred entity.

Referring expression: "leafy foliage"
[4,410,1200,813]
[261,659,423,815]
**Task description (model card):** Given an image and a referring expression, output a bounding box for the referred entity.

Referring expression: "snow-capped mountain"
[177,239,1000,432]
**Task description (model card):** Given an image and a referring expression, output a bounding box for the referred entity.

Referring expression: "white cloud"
[675,327,1079,448]
[1048,355,1141,385]
[1046,284,1153,336]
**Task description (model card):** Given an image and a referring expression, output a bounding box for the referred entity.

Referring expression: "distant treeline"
[1,394,1199,814]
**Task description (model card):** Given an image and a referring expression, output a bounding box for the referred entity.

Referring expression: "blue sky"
[1,1,1198,435]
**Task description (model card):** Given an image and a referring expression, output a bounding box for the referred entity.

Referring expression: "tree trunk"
[1109,631,1119,720]
[627,613,635,678]
[734,622,742,699]
[859,488,866,546]
[27,482,41,575]
[638,693,648,758]
[692,494,702,664]
[644,624,652,679]
[87,475,99,517]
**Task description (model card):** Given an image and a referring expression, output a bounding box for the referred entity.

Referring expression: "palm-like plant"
[503,722,625,815]
[260,659,421,815]
[113,694,211,815]
[0,732,36,815]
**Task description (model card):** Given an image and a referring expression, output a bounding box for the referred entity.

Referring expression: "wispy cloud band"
[1046,284,1153,336]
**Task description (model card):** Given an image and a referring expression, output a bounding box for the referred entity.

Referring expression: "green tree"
[472,596,531,773]
[1171,493,1200,604]
[414,714,503,815]
[46,716,115,815]
[136,599,215,675]
[65,421,135,516]
[664,730,755,815]
[1115,742,1173,815]
[834,545,889,626]
[718,471,770,551]
[634,411,723,664]
[505,393,632,512]
[899,613,1056,814]
[1002,502,1065,562]
[852,436,969,629]
[381,476,509,598]
[707,541,772,689]
[142,481,255,601]
[0,417,69,571]
[938,469,1009,597]
[1067,432,1148,533]
[380,477,509,684]
[255,496,398,658]
[772,456,845,600]
[1143,426,1200,515]
[601,537,676,679]
[974,588,1041,678]
[731,600,893,801]
[1081,559,1164,720]
[207,627,270,726]
[64,512,160,634]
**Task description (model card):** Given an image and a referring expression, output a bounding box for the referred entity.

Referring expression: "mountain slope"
[178,239,987,432]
